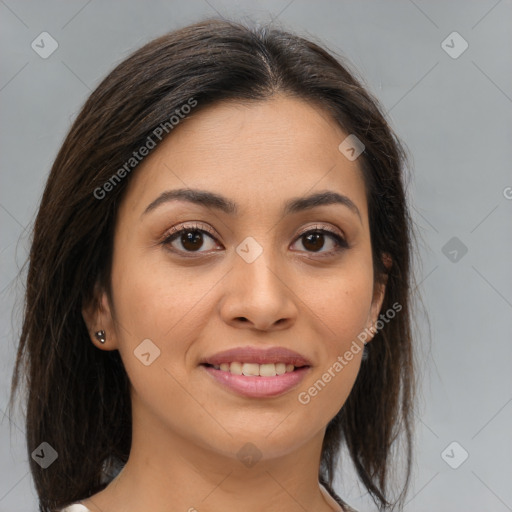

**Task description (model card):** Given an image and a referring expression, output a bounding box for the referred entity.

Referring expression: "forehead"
[119,94,368,220]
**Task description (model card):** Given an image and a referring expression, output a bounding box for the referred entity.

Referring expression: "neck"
[82,398,336,512]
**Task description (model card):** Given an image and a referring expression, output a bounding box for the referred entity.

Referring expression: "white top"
[60,483,354,511]
[319,482,345,511]
[59,506,89,512]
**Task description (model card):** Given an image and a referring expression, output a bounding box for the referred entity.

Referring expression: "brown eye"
[177,230,206,251]
[302,232,325,252]
[162,224,220,255]
[292,228,348,255]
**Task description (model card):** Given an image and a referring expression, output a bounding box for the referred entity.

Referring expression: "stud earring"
[94,330,106,344]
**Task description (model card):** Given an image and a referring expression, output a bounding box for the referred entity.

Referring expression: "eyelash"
[161,222,348,258]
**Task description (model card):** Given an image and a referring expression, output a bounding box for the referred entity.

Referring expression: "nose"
[218,248,298,332]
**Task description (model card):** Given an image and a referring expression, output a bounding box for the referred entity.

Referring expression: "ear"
[365,253,392,343]
[82,284,119,351]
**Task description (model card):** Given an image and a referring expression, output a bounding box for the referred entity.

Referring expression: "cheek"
[109,248,222,386]
[110,245,207,339]
[302,262,375,349]
[330,282,373,347]
[108,257,212,428]
[293,261,374,414]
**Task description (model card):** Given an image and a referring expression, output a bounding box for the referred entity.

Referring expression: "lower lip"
[201,365,310,398]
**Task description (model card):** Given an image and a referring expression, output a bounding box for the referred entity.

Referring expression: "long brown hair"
[9,18,416,511]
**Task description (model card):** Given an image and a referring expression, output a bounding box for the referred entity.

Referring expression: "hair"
[9,17,416,512]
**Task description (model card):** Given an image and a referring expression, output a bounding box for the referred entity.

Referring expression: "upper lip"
[200,346,312,367]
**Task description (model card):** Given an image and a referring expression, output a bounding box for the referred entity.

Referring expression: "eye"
[162,223,221,255]
[161,222,348,257]
[291,225,348,256]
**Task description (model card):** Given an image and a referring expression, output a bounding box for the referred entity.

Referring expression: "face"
[85,94,385,463]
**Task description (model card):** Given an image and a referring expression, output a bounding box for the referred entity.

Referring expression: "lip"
[199,346,312,399]
[200,346,312,367]
[202,365,311,398]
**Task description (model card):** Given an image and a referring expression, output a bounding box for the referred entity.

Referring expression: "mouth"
[199,346,312,398]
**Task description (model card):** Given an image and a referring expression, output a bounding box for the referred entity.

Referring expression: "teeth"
[275,363,287,375]
[211,362,297,376]
[259,363,279,377]
[229,362,243,375]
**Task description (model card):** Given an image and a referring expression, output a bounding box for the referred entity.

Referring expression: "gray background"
[1,1,511,511]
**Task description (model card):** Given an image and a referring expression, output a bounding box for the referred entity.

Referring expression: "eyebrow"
[142,188,362,221]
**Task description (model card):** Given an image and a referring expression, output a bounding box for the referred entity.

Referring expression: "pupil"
[182,230,203,251]
[303,232,324,252]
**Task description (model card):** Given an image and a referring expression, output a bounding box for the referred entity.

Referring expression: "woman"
[9,18,415,512]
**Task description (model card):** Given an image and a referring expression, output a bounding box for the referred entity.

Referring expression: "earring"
[94,330,106,344]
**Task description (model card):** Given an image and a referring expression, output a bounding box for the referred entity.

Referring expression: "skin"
[82,94,386,512]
